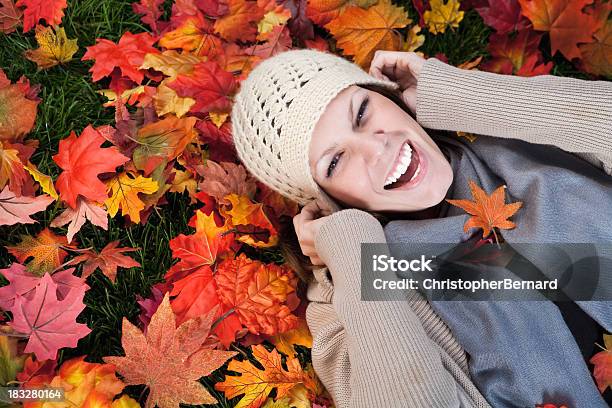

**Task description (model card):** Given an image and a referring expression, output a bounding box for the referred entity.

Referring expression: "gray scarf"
[383,131,612,407]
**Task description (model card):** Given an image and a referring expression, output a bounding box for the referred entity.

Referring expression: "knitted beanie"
[230,48,400,213]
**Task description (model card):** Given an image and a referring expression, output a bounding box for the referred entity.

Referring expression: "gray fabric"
[383,131,612,408]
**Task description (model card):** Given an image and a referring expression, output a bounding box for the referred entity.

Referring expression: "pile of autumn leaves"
[1,0,612,406]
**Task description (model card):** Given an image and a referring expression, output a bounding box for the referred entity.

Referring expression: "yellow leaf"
[97,85,147,108]
[325,0,412,69]
[104,171,159,223]
[24,161,59,199]
[111,394,141,408]
[401,24,425,52]
[24,25,78,69]
[209,111,229,128]
[139,50,203,78]
[154,79,196,118]
[423,0,464,35]
[257,9,292,35]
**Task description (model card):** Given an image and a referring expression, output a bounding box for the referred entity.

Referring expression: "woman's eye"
[327,152,343,177]
[356,96,369,126]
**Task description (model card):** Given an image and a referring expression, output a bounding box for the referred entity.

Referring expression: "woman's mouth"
[383,140,426,190]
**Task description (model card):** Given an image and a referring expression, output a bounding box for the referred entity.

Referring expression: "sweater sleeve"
[415,58,612,175]
[308,208,463,407]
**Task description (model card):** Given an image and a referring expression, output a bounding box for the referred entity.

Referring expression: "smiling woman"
[230,48,612,408]
[308,82,454,213]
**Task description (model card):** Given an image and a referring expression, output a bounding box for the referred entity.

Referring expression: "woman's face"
[308,85,454,213]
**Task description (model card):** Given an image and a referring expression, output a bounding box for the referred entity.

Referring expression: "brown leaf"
[199,160,257,205]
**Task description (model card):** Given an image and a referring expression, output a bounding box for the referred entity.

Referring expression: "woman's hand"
[292,198,334,266]
[368,51,426,114]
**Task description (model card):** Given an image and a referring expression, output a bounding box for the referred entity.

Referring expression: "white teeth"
[384,142,414,186]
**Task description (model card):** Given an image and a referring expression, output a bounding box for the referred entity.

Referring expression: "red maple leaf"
[82,31,159,83]
[15,0,67,32]
[167,61,237,114]
[52,125,130,209]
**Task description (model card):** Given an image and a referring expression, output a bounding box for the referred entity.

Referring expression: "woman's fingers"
[369,51,414,81]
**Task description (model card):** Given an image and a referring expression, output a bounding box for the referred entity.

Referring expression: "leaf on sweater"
[590,333,612,393]
[446,179,523,243]
[50,196,108,244]
[214,343,308,408]
[81,32,159,83]
[15,0,67,32]
[24,25,78,69]
[7,273,91,360]
[0,185,54,226]
[104,170,159,223]
[0,0,22,34]
[423,0,464,35]
[52,125,130,209]
[102,293,238,408]
[517,0,602,60]
[324,0,412,69]
[66,240,140,283]
[6,227,79,275]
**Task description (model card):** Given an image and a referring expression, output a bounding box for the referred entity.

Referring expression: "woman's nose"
[357,131,388,164]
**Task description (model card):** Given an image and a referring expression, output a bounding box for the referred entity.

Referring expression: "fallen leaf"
[50,196,108,243]
[518,0,601,60]
[214,343,307,408]
[15,0,67,32]
[52,125,130,209]
[325,0,412,68]
[24,25,78,69]
[104,170,159,223]
[6,227,79,275]
[102,293,238,408]
[0,185,54,226]
[66,240,140,283]
[424,0,464,35]
[0,0,23,34]
[8,273,91,360]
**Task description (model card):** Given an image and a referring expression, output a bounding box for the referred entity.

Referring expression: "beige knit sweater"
[305,57,612,408]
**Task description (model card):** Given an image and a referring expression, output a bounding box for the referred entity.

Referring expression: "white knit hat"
[231,48,400,213]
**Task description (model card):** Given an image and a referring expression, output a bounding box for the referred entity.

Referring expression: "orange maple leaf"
[446,179,523,243]
[590,333,612,393]
[214,343,308,408]
[6,227,79,275]
[324,0,412,68]
[215,253,300,336]
[518,0,602,60]
[102,293,238,408]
